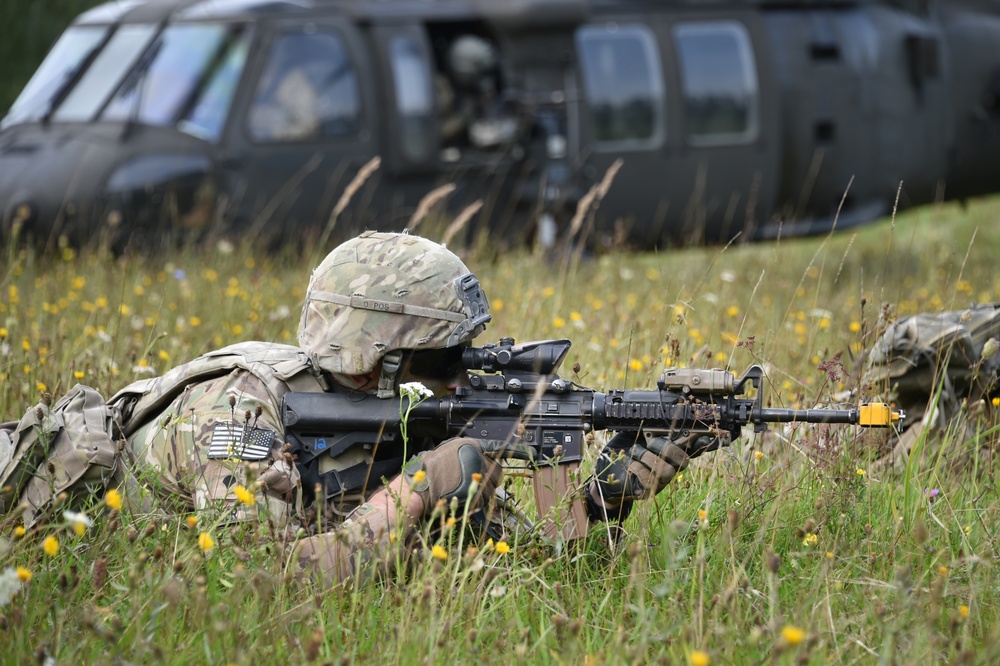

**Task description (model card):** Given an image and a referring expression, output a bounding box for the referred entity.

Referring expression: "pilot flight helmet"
[298,231,491,396]
[447,34,498,86]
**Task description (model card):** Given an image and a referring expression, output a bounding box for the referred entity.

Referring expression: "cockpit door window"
[246,29,361,143]
[2,25,109,129]
[101,23,251,142]
[53,24,158,122]
[389,34,435,163]
[576,24,665,149]
[674,21,759,145]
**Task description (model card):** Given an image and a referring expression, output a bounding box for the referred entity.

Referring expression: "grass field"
[1,199,999,664]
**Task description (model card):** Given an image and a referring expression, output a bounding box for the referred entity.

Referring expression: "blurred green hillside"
[1,0,103,113]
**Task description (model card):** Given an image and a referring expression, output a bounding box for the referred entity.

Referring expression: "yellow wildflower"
[432,545,448,561]
[105,489,123,511]
[939,566,949,576]
[802,533,818,547]
[233,485,256,506]
[698,509,707,521]
[42,535,59,557]
[856,468,866,477]
[629,359,643,371]
[959,604,970,619]
[781,625,806,646]
[198,532,215,553]
[158,350,170,361]
[412,469,427,484]
[687,650,711,666]
[445,517,457,529]
[14,526,26,538]
[754,450,763,460]
[186,516,199,529]
[849,321,862,333]
[471,472,483,483]
[74,371,85,380]
[552,316,566,329]
[16,567,31,582]
[495,541,511,555]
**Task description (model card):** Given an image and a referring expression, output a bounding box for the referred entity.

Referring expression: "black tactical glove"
[587,431,715,522]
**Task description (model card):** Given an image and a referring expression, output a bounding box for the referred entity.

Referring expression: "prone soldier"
[1,231,694,586]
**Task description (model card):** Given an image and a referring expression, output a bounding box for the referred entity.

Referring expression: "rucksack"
[0,385,121,525]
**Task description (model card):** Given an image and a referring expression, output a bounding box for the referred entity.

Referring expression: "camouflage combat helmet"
[298,231,491,396]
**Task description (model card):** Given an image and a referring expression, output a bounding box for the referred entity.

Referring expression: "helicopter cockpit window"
[53,24,158,123]
[390,35,434,162]
[101,23,251,142]
[576,24,664,148]
[247,30,360,143]
[2,25,109,129]
[674,22,759,145]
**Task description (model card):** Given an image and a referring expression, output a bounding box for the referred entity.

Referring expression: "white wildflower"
[64,510,93,531]
[0,568,23,607]
[399,382,433,401]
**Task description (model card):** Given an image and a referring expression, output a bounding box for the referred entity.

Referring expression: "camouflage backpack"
[0,385,121,525]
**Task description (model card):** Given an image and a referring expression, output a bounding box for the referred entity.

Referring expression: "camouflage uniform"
[110,341,325,526]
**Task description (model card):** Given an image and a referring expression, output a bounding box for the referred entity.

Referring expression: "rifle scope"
[462,338,571,375]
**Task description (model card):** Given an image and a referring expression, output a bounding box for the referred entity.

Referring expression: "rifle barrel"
[754,407,858,424]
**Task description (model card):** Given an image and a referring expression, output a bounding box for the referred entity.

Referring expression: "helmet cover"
[298,231,491,376]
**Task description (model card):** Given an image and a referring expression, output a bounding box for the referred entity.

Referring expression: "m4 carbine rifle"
[282,338,902,540]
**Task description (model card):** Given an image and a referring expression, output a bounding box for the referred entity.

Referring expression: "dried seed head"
[92,557,108,592]
[765,548,781,574]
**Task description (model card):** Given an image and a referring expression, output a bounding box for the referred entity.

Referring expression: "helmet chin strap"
[377,350,403,399]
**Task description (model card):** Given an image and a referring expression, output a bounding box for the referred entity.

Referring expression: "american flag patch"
[207,422,275,460]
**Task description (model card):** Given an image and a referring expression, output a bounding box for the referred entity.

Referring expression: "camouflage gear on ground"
[298,231,491,377]
[858,303,1000,470]
[402,437,502,509]
[0,385,120,526]
[862,303,1000,416]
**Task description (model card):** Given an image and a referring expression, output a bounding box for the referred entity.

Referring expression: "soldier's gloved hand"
[588,431,710,522]
[402,437,502,514]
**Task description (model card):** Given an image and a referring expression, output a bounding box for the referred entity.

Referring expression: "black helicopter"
[2,0,1000,250]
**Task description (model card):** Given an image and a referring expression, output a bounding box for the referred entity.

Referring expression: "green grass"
[2,199,1000,664]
